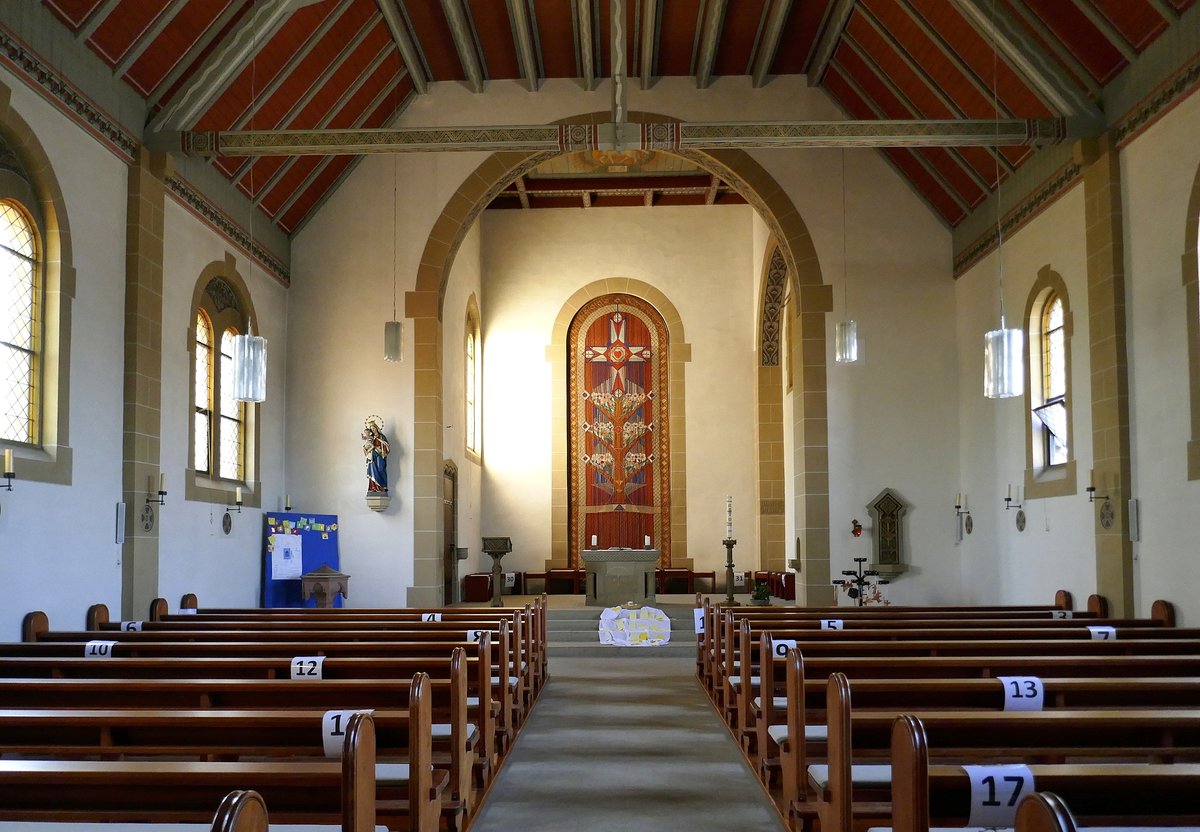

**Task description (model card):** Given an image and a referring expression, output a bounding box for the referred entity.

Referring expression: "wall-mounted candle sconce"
[851,518,863,537]
[227,486,244,514]
[1004,483,1022,511]
[1086,469,1108,503]
[954,492,970,518]
[147,473,166,506]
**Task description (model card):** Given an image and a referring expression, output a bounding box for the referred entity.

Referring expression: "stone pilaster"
[794,284,835,606]
[407,301,445,607]
[121,149,170,619]
[1077,135,1135,616]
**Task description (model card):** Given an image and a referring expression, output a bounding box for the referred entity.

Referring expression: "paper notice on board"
[271,534,303,579]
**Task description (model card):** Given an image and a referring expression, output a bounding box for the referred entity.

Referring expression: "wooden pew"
[808,672,1200,832]
[889,716,1200,832]
[1012,790,1200,832]
[0,711,389,832]
[0,790,270,832]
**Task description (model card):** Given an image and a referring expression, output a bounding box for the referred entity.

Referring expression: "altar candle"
[725,496,734,538]
[590,534,597,548]
[1007,483,1012,500]
[159,473,166,493]
[1089,468,1095,489]
[285,494,291,509]
[2,449,10,475]
[644,535,651,548]
[235,486,243,504]
[955,492,961,507]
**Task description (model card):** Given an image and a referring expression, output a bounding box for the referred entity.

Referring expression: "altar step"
[546,604,699,657]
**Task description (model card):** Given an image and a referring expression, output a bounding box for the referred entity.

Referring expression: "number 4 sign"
[963,764,1034,827]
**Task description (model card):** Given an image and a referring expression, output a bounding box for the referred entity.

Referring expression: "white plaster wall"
[441,223,484,592]
[1123,91,1200,624]
[0,72,127,637]
[954,185,1095,608]
[156,198,289,610]
[479,205,759,574]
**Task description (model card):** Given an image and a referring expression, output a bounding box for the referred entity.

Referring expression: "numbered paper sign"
[467,629,488,643]
[1088,625,1117,641]
[963,764,1034,828]
[421,613,442,622]
[321,709,374,757]
[504,572,517,589]
[820,619,844,631]
[177,609,197,615]
[733,573,746,586]
[290,655,325,680]
[1051,609,1073,619]
[84,640,118,659]
[997,676,1044,711]
[771,638,798,658]
[119,621,143,632]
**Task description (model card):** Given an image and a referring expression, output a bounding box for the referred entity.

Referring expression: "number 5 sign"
[963,765,1034,827]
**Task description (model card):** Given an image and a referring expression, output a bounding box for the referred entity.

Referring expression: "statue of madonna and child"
[362,415,391,496]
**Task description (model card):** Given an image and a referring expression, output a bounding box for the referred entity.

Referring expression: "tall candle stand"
[723,537,740,606]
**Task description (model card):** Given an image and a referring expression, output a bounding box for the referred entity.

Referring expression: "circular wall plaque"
[1015,509,1026,532]
[964,515,973,535]
[140,503,155,532]
[222,511,233,535]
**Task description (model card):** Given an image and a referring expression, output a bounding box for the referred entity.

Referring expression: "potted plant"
[750,582,771,606]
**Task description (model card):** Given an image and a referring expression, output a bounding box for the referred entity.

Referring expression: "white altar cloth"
[598,605,672,647]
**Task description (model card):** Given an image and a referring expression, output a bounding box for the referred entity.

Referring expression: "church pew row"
[0,711,406,832]
[801,671,1200,832]
[18,616,523,747]
[733,618,1197,743]
[889,716,1200,832]
[0,703,452,831]
[0,790,271,832]
[0,641,505,768]
[165,593,549,692]
[1011,790,1200,832]
[0,660,479,822]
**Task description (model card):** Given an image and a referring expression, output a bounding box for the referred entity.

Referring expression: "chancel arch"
[404,111,831,605]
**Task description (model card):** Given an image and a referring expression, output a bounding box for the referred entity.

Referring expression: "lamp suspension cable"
[835,146,858,364]
[383,152,403,361]
[982,0,1022,399]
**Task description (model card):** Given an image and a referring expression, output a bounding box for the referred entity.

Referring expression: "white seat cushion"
[805,724,828,741]
[466,696,480,707]
[768,724,789,746]
[752,696,788,710]
[375,762,411,784]
[431,722,479,744]
[729,674,761,687]
[807,764,891,791]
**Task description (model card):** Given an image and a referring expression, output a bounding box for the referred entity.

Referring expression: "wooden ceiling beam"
[114,0,188,77]
[704,174,720,204]
[644,190,654,207]
[376,0,428,94]
[147,0,246,108]
[439,0,485,92]
[1002,1,1100,99]
[946,0,1103,125]
[576,0,597,90]
[805,0,857,84]
[76,0,121,43]
[582,190,592,208]
[1066,0,1138,63]
[149,0,325,132]
[515,176,531,208]
[751,0,794,88]
[1144,0,1180,21]
[506,0,542,92]
[695,0,728,89]
[639,0,660,89]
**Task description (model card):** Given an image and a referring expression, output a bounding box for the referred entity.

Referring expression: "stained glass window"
[0,201,40,445]
[194,312,213,474]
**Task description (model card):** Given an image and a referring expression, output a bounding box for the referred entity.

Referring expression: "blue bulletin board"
[261,512,341,608]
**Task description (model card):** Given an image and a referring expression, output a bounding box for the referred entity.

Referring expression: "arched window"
[1023,267,1077,497]
[0,200,40,446]
[187,260,258,504]
[465,298,481,459]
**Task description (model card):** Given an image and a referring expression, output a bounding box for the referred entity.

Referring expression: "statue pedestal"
[582,549,658,607]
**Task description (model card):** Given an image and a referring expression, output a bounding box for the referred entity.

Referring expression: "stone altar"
[582,549,658,607]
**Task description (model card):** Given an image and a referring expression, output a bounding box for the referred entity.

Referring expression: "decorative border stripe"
[166,174,291,287]
[953,161,1082,278]
[0,25,137,163]
[1113,48,1200,149]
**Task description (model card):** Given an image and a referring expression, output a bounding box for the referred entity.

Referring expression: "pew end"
[1054,590,1074,611]
[1015,792,1078,832]
[1086,594,1110,617]
[85,603,110,630]
[211,790,269,832]
[890,715,930,832]
[1152,599,1178,627]
[181,593,199,610]
[21,611,48,642]
[149,597,170,621]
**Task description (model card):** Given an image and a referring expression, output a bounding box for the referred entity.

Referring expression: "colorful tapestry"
[568,293,670,566]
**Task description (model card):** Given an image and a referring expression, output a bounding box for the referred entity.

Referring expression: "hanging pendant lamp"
[835,148,859,364]
[233,318,267,403]
[383,154,403,362]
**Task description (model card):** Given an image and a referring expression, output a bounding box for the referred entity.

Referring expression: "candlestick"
[590,534,597,548]
[158,473,166,493]
[3,449,10,475]
[1007,483,1012,500]
[725,495,734,539]
[955,491,961,507]
[644,534,651,548]
[285,494,291,510]
[235,486,243,504]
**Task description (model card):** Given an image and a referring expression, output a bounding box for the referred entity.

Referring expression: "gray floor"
[468,656,785,832]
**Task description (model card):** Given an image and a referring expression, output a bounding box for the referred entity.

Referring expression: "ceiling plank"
[805,0,856,83]
[147,0,247,108]
[439,0,485,92]
[1001,0,1100,98]
[1066,0,1138,63]
[1143,0,1180,21]
[377,0,428,94]
[832,55,972,215]
[229,0,352,131]
[515,175,530,208]
[113,0,189,77]
[505,0,541,91]
[946,0,1103,125]
[751,0,794,88]
[576,0,596,90]
[695,0,728,89]
[639,0,660,88]
[149,0,325,132]
[76,0,121,43]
